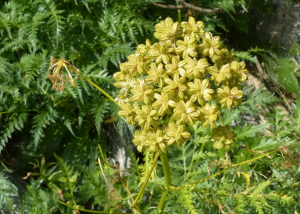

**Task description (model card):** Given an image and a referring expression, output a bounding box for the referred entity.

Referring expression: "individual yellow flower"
[154,17,183,42]
[181,17,205,41]
[185,57,209,79]
[165,122,191,146]
[228,61,248,86]
[149,42,174,64]
[207,64,231,86]
[114,94,129,105]
[145,128,167,153]
[114,77,137,97]
[163,76,188,99]
[136,39,152,55]
[132,130,147,152]
[131,80,154,104]
[126,54,150,75]
[187,79,214,105]
[212,48,235,68]
[135,105,158,131]
[199,103,220,128]
[198,32,222,57]
[211,125,236,149]
[113,63,130,81]
[175,35,197,59]
[217,86,243,110]
[145,63,166,88]
[165,56,187,79]
[152,92,176,116]
[118,102,139,125]
[173,100,200,125]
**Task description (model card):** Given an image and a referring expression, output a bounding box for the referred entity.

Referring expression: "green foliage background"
[0,0,300,213]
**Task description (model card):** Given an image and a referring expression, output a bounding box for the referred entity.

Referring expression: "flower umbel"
[113,17,248,153]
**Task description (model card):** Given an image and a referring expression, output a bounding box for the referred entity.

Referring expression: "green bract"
[113,17,249,153]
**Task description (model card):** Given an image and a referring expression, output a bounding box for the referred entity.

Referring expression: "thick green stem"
[157,151,172,212]
[160,152,172,185]
[157,192,168,213]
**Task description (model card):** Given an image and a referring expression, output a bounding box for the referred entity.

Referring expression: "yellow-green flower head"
[132,130,147,152]
[187,79,214,105]
[115,94,130,106]
[212,48,235,68]
[135,105,158,131]
[165,56,187,79]
[145,128,167,153]
[152,92,176,116]
[113,63,129,81]
[154,17,183,42]
[163,75,187,99]
[199,103,220,129]
[175,35,197,59]
[145,63,166,88]
[165,122,191,146]
[118,102,139,125]
[181,17,205,41]
[185,57,209,79]
[149,42,174,64]
[126,54,150,75]
[228,61,248,86]
[114,77,137,97]
[173,100,200,125]
[131,80,154,104]
[137,39,152,55]
[198,32,222,57]
[211,125,237,149]
[217,86,243,110]
[113,17,248,153]
[208,64,231,86]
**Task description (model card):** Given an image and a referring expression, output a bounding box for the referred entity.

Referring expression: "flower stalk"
[157,151,172,212]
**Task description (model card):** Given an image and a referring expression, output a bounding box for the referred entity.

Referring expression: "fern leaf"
[221,108,240,125]
[91,99,109,136]
[31,110,57,146]
[139,151,156,186]
[236,123,269,140]
[177,187,197,214]
[0,173,18,211]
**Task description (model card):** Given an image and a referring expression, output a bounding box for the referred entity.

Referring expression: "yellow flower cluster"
[113,17,248,153]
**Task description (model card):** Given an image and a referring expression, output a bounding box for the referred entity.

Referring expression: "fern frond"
[0,173,18,211]
[91,99,109,136]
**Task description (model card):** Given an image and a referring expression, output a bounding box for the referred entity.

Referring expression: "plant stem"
[0,109,36,115]
[157,151,172,212]
[59,201,130,214]
[131,152,160,208]
[157,192,168,213]
[69,66,119,106]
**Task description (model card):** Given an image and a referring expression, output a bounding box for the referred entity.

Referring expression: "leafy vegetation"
[0,0,300,214]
